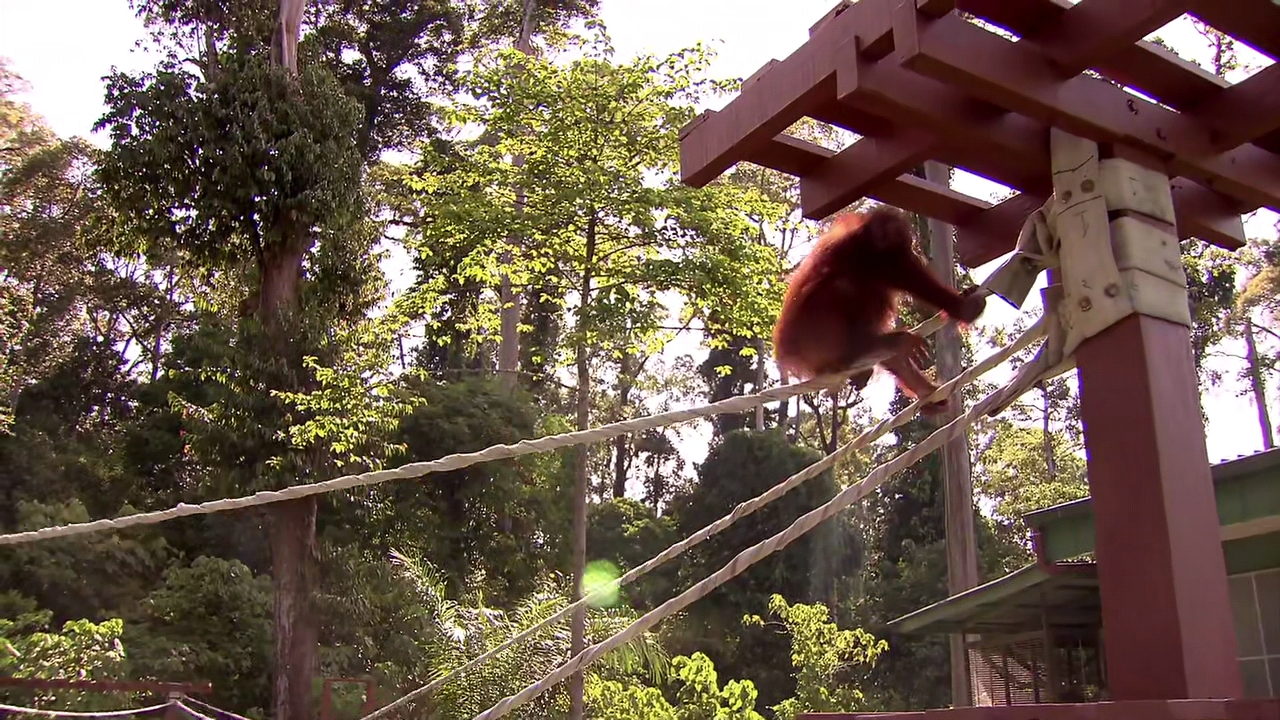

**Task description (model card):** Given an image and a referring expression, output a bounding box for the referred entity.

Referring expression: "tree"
[744,595,886,720]
[93,16,391,719]
[666,429,858,709]
[395,23,781,718]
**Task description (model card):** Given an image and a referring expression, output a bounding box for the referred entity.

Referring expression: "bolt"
[1061,190,1074,204]
[1079,297,1093,311]
[1081,179,1095,193]
[1104,283,1120,298]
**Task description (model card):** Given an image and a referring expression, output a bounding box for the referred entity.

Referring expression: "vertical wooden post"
[924,160,979,708]
[1052,131,1242,700]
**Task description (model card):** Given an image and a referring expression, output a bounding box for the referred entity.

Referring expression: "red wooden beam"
[1076,316,1243,699]
[833,34,1246,253]
[954,193,1052,267]
[892,6,1280,212]
[746,134,1025,263]
[1030,0,1192,76]
[1191,0,1280,59]
[956,0,1280,156]
[1193,62,1280,151]
[798,129,937,219]
[0,677,213,696]
[677,0,896,187]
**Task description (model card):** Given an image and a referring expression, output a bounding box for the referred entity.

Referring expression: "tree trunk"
[260,234,320,720]
[268,497,318,720]
[613,352,635,498]
[1040,383,1057,482]
[754,337,767,431]
[569,212,597,720]
[497,0,541,391]
[924,160,979,708]
[264,6,317,720]
[1244,318,1274,449]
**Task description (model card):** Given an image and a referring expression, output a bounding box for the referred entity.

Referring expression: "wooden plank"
[1030,0,1192,76]
[798,129,938,219]
[677,0,896,187]
[955,193,1051,267]
[1192,62,1280,151]
[957,0,1280,153]
[1075,316,1242,699]
[833,36,1247,253]
[892,6,1280,212]
[1191,0,1280,59]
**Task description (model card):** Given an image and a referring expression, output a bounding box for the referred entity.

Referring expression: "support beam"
[1193,62,1280,152]
[799,130,937,219]
[892,6,1280,212]
[833,38,1247,253]
[955,193,1051,267]
[1030,0,1191,77]
[677,0,897,186]
[1191,0,1280,60]
[1053,130,1243,700]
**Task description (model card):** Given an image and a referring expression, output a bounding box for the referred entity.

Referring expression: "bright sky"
[2,0,1277,467]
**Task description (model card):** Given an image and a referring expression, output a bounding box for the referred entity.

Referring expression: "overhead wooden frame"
[678,0,1280,268]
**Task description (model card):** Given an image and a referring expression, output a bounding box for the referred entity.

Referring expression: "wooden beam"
[798,129,937,219]
[1193,62,1280,151]
[955,193,1051,267]
[677,0,896,187]
[1030,0,1192,76]
[745,133,1023,262]
[892,6,1280,212]
[834,36,1247,252]
[1191,0,1280,59]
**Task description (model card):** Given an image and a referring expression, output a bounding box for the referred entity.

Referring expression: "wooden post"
[923,160,979,708]
[1052,131,1243,700]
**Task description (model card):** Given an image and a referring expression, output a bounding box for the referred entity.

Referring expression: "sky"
[1,0,1277,467]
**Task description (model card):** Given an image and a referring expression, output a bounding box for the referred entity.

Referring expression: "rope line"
[469,348,1044,720]
[0,312,958,548]
[357,316,1045,720]
[0,702,175,717]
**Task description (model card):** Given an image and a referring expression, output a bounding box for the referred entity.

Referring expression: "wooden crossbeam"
[1192,0,1280,59]
[1193,63,1280,151]
[745,134,1026,266]
[677,0,896,187]
[798,129,937,219]
[892,6,1280,212]
[1030,0,1192,76]
[832,34,1246,254]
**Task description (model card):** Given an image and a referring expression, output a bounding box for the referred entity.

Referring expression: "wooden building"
[887,448,1280,705]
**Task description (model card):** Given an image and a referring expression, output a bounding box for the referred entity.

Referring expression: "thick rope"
[0,311,963,548]
[0,702,175,717]
[174,697,252,720]
[470,360,1042,720]
[357,315,1045,720]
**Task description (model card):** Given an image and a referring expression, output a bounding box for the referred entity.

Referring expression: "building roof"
[887,562,1099,636]
[885,447,1280,637]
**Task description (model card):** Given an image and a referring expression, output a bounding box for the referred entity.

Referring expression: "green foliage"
[1184,242,1239,378]
[587,652,765,720]
[395,23,783,368]
[587,497,679,609]
[745,595,885,720]
[126,557,273,715]
[0,604,132,711]
[977,420,1089,523]
[0,500,174,624]
[353,551,668,719]
[666,429,858,709]
[96,52,363,265]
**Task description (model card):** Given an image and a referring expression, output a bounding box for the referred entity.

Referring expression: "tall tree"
[396,27,780,716]
[917,164,979,708]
